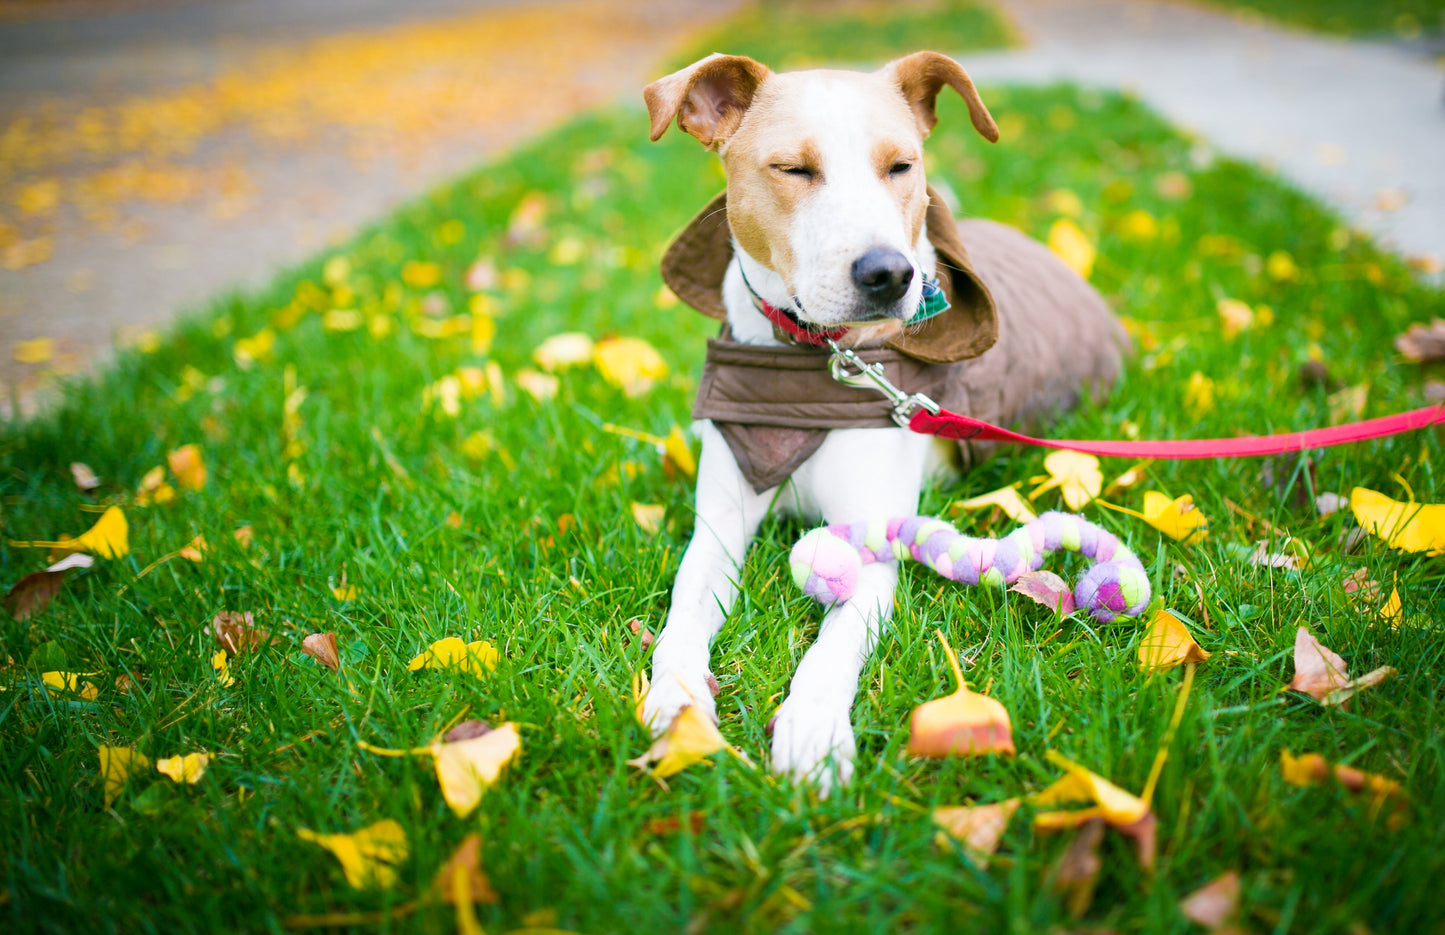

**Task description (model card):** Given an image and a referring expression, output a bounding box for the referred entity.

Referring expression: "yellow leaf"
[1032,754,1150,826]
[14,337,55,364]
[627,704,727,778]
[632,670,651,726]
[331,584,358,601]
[532,332,595,371]
[1030,450,1102,511]
[908,630,1014,757]
[1138,609,1210,671]
[402,260,442,289]
[631,502,665,536]
[1266,250,1299,282]
[1350,487,1445,554]
[470,313,496,355]
[1217,298,1254,339]
[98,745,149,807]
[1118,209,1157,240]
[1047,218,1096,280]
[1183,371,1215,416]
[179,534,208,563]
[167,444,206,490]
[1280,750,1403,806]
[549,236,586,265]
[1141,491,1207,542]
[407,637,499,675]
[949,484,1038,523]
[430,723,522,817]
[155,752,209,784]
[430,833,500,906]
[662,426,696,481]
[593,336,668,397]
[515,369,559,402]
[211,649,236,686]
[322,309,362,332]
[135,465,175,506]
[42,671,98,699]
[933,798,1020,867]
[1380,578,1403,626]
[234,328,276,368]
[296,819,409,890]
[1044,189,1084,217]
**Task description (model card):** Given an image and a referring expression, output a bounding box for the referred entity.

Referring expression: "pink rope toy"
[789,512,1151,623]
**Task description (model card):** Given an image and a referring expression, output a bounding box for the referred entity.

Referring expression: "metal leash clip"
[825,338,940,428]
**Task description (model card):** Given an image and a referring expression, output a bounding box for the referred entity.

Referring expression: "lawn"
[3,1,1445,932]
[1204,0,1444,37]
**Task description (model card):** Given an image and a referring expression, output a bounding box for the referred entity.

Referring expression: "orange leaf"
[167,444,207,490]
[1137,609,1209,671]
[932,798,1019,867]
[907,630,1015,757]
[301,631,340,671]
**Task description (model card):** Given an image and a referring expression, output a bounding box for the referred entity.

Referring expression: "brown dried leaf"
[1287,627,1349,701]
[1179,870,1241,929]
[70,462,100,490]
[1395,318,1445,363]
[429,833,500,906]
[627,618,656,651]
[211,611,279,655]
[932,798,1020,867]
[443,720,494,743]
[644,811,706,836]
[1053,818,1106,918]
[301,631,340,671]
[3,554,93,621]
[1011,571,1076,615]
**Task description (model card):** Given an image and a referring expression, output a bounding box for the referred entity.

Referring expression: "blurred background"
[0,0,1441,415]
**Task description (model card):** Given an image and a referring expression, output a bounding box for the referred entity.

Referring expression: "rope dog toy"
[790,512,1150,622]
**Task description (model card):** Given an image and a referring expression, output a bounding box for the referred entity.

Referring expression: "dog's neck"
[721,224,939,349]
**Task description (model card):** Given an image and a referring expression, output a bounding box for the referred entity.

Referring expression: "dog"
[640,51,1126,790]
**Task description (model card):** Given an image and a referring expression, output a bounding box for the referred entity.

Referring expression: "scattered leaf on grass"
[1280,750,1405,821]
[1033,751,1156,870]
[42,671,99,699]
[1141,491,1207,542]
[645,812,706,836]
[212,610,278,655]
[631,502,665,536]
[1010,570,1075,615]
[949,484,1038,523]
[515,369,559,401]
[628,704,728,779]
[70,462,100,490]
[1350,486,1445,554]
[297,819,409,890]
[430,834,500,905]
[407,637,498,675]
[301,632,340,671]
[3,553,93,621]
[155,752,209,784]
[167,444,206,490]
[1179,870,1241,929]
[443,720,494,743]
[1047,218,1096,280]
[662,425,697,481]
[1247,537,1308,570]
[1138,609,1210,671]
[13,337,55,364]
[178,535,207,562]
[932,798,1020,867]
[212,650,235,687]
[135,466,175,506]
[628,618,656,651]
[908,629,1015,757]
[359,723,521,818]
[1394,318,1445,363]
[1286,627,1395,705]
[1030,451,1102,511]
[532,332,594,371]
[10,506,129,559]
[593,336,668,396]
[1052,817,1106,918]
[99,745,148,807]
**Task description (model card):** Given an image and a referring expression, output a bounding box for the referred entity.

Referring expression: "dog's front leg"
[643,421,770,734]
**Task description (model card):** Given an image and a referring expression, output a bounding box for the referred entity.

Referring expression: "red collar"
[756,296,847,347]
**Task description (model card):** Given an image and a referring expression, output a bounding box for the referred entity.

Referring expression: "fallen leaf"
[99,745,149,807]
[1031,451,1102,511]
[167,444,207,489]
[70,462,100,490]
[1032,751,1156,870]
[430,834,500,905]
[1316,492,1346,516]
[932,798,1020,867]
[301,631,340,671]
[179,534,208,562]
[135,466,175,506]
[211,610,277,655]
[1379,578,1403,626]
[1280,750,1403,801]
[1047,218,1096,280]
[297,819,409,890]
[212,649,235,687]
[1138,609,1210,671]
[631,502,665,536]
[1154,171,1192,200]
[1141,491,1207,542]
[407,637,499,676]
[907,629,1015,757]
[661,425,697,481]
[1286,627,1348,700]
[515,369,559,401]
[532,332,595,371]
[155,752,209,784]
[1118,209,1157,240]
[593,336,668,396]
[41,671,99,699]
[234,328,276,368]
[627,704,728,779]
[1052,818,1106,918]
[1395,318,1445,363]
[3,554,93,621]
[1328,383,1368,424]
[1184,371,1215,417]
[644,811,706,836]
[1011,570,1076,615]
[1217,298,1254,339]
[949,484,1038,523]
[1179,870,1241,929]
[401,260,442,289]
[11,506,130,559]
[14,337,55,364]
[1266,250,1299,282]
[443,720,494,743]
[628,618,656,651]
[430,723,522,817]
[1247,537,1308,570]
[1350,486,1445,554]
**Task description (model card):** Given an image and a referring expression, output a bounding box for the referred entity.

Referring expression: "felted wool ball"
[789,528,863,604]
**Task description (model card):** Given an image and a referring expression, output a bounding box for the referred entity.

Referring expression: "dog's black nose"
[851,248,914,306]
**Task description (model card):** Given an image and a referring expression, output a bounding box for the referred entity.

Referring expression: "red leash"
[909,404,1445,459]
[823,339,1445,459]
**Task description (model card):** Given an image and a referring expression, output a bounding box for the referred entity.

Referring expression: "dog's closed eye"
[772,163,817,179]
[889,161,913,176]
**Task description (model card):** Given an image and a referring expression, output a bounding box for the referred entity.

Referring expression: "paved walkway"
[965,0,1444,273]
[1,0,1441,415]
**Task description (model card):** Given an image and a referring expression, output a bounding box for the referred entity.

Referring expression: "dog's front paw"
[640,666,718,737]
[769,696,856,794]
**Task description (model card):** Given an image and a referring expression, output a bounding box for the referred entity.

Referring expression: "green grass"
[1203,0,1444,37]
[669,0,1015,71]
[5,33,1445,935]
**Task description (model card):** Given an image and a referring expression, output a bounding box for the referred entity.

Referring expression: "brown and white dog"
[640,51,1123,790]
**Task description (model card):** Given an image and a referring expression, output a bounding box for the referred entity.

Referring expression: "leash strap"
[908,404,1445,459]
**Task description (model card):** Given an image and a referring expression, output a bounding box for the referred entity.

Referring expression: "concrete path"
[965,0,1444,275]
[0,0,739,415]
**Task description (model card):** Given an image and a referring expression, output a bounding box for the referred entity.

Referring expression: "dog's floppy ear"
[884,51,998,143]
[644,53,772,149]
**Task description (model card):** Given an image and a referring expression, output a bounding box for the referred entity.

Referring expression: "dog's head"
[645,51,997,340]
